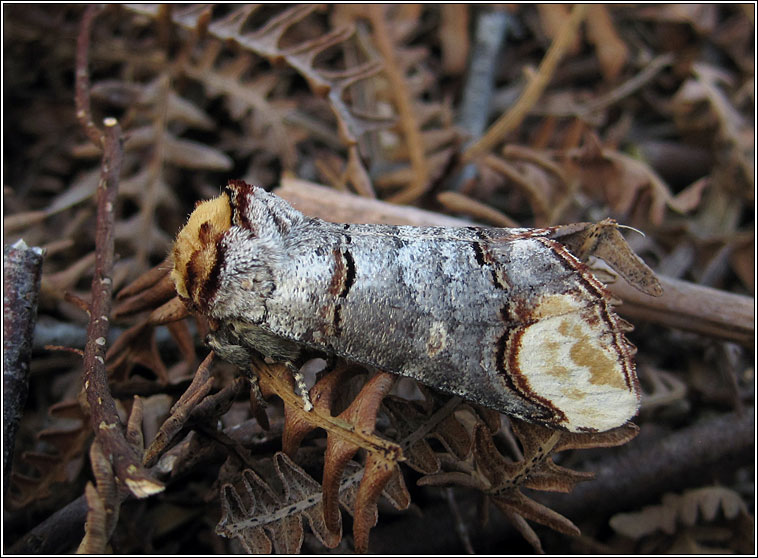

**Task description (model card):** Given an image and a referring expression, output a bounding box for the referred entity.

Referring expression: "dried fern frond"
[419,418,639,551]
[217,452,409,553]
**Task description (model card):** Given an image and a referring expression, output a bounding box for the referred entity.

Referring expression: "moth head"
[171,192,232,310]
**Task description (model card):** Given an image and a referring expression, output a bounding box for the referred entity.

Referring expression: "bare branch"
[81,118,163,499]
[75,5,105,147]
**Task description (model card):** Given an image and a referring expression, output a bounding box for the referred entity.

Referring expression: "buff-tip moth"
[171,180,662,432]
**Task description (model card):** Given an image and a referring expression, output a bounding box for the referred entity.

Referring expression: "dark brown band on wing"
[341,250,356,298]
[328,248,347,297]
[536,236,637,393]
[326,247,357,337]
[471,229,508,290]
[471,241,487,267]
[332,304,343,336]
[538,237,607,300]
[494,305,562,424]
[328,248,356,298]
[226,180,255,233]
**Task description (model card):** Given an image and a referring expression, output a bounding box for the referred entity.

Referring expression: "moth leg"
[248,372,267,409]
[214,321,313,410]
[205,330,254,370]
[286,361,313,411]
[246,372,271,430]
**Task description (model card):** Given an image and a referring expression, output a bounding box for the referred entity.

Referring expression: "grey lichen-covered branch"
[3,239,45,496]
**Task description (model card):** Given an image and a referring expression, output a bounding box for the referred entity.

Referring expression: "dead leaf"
[610,486,749,540]
[585,5,629,81]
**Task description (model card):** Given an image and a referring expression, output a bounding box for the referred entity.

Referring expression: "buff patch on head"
[171,192,232,301]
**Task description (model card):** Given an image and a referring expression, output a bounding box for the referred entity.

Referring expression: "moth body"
[172,180,658,432]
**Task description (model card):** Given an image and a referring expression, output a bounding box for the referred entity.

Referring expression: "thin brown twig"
[368,5,430,204]
[474,154,551,221]
[75,4,162,501]
[609,272,754,347]
[43,344,85,357]
[502,144,569,185]
[463,4,589,161]
[530,52,676,119]
[436,191,520,228]
[143,352,215,467]
[81,118,162,499]
[583,52,675,114]
[75,5,105,147]
[543,407,755,520]
[76,6,163,504]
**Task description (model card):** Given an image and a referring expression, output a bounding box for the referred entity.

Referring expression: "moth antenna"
[617,224,646,238]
